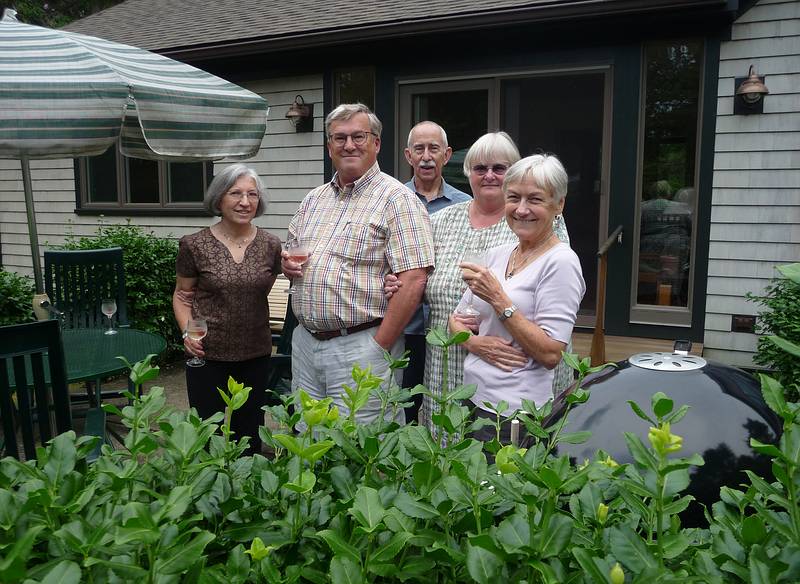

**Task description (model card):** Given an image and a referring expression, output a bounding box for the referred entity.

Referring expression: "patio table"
[61,328,166,385]
[8,327,166,394]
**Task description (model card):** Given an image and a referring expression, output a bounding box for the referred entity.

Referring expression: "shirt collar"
[410,176,454,200]
[330,162,381,197]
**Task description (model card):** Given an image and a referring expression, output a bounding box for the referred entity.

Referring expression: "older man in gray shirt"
[402,121,471,423]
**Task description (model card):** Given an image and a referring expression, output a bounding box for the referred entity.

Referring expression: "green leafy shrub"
[61,221,181,357]
[0,269,35,326]
[1,334,798,582]
[748,263,800,402]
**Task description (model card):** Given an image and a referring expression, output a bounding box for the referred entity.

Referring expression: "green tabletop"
[61,328,167,383]
[8,327,166,388]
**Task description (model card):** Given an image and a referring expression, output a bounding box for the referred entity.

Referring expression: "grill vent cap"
[629,352,707,371]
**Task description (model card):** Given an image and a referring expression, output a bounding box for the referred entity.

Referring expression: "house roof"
[64,0,731,59]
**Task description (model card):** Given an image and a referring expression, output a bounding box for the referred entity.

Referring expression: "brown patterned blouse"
[176,227,282,362]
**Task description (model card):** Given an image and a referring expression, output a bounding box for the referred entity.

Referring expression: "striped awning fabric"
[0,11,268,161]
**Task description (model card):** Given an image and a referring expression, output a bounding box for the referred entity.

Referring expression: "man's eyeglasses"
[471,164,508,176]
[328,131,378,146]
[225,190,260,202]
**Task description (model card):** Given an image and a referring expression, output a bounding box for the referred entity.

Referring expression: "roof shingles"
[64,0,729,55]
[65,0,562,51]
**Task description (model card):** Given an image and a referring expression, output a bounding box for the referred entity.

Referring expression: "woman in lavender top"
[451,154,585,442]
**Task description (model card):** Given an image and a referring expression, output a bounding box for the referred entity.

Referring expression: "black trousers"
[185,355,275,455]
[402,334,426,424]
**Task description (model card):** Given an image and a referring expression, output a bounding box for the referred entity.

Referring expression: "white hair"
[407,121,448,149]
[502,154,568,203]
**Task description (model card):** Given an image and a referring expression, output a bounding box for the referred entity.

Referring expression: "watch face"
[500,305,516,320]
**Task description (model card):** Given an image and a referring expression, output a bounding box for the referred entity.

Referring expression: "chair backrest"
[0,320,72,460]
[45,247,128,329]
[275,301,298,356]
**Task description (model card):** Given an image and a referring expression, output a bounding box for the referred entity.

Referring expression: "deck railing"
[591,225,623,366]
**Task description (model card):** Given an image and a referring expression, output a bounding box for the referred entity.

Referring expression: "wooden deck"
[572,332,704,363]
[268,275,291,333]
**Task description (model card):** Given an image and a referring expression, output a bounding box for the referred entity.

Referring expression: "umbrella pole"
[21,155,44,293]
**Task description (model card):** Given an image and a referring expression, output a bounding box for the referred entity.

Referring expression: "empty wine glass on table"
[185,318,208,367]
[101,298,117,335]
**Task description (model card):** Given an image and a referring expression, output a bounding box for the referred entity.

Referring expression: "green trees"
[0,269,35,326]
[749,263,800,402]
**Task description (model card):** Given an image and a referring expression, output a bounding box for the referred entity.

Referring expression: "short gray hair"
[407,121,448,149]
[325,103,382,137]
[204,164,268,217]
[463,131,520,176]
[502,154,569,203]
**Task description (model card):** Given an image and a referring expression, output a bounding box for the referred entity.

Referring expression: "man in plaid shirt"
[282,103,434,425]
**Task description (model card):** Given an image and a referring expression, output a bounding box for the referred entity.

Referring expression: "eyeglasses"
[471,164,508,176]
[225,190,260,202]
[328,131,377,146]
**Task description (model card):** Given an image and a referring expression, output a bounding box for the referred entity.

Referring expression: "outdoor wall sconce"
[734,65,769,115]
[286,94,313,132]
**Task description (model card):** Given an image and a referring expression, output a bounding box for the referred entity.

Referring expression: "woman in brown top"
[173,163,282,455]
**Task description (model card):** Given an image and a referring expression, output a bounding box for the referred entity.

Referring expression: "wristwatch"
[498,304,518,321]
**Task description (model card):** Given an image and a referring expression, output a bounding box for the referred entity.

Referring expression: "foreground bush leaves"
[1,344,798,582]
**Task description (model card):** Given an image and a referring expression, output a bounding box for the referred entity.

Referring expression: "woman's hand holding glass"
[455,250,486,329]
[185,318,208,367]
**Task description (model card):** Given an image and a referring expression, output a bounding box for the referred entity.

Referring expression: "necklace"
[507,237,554,278]
[218,224,255,249]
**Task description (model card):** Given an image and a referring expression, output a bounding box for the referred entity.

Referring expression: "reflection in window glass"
[86,147,117,203]
[127,157,159,203]
[334,69,375,110]
[169,162,206,203]
[637,40,702,308]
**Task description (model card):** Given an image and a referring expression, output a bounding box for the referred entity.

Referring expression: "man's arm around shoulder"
[373,268,428,350]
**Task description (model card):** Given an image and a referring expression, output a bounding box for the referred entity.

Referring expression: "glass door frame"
[395,65,614,329]
[396,77,497,184]
[628,41,706,328]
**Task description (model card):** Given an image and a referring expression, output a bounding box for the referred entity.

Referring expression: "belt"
[307,318,383,341]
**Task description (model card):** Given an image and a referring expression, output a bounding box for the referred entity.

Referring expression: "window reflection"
[637,40,702,308]
[82,147,208,208]
[334,68,375,111]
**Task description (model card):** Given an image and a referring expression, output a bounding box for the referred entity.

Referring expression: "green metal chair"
[44,247,128,330]
[0,320,105,462]
[44,247,128,404]
[266,302,299,398]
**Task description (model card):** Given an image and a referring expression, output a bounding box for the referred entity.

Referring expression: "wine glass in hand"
[287,237,310,267]
[185,318,208,367]
[460,250,486,276]
[454,294,481,332]
[101,298,118,335]
[458,250,485,318]
[285,237,310,293]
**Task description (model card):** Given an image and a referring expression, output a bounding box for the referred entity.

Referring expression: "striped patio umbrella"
[0,9,269,292]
